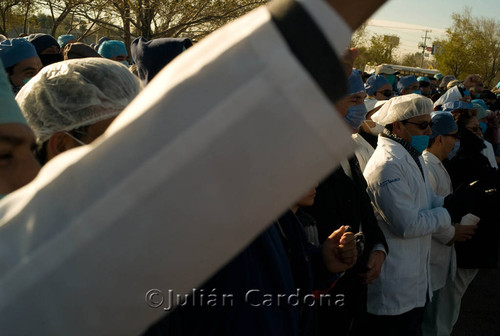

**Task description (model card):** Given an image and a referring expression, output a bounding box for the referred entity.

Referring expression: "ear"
[46,132,72,160]
[392,120,402,132]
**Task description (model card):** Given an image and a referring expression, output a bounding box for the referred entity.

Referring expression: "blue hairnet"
[0,38,38,68]
[472,99,488,110]
[57,35,76,48]
[397,75,418,92]
[442,100,473,112]
[98,40,128,59]
[348,69,365,94]
[430,112,457,139]
[0,59,27,125]
[472,102,488,120]
[365,75,389,96]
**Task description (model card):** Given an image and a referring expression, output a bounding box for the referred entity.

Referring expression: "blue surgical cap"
[0,38,38,69]
[98,40,128,59]
[0,59,27,125]
[434,73,443,80]
[365,75,389,96]
[472,102,488,120]
[397,75,418,92]
[417,76,430,83]
[348,69,365,94]
[442,100,473,112]
[26,33,59,54]
[471,99,487,110]
[430,112,458,139]
[57,34,76,48]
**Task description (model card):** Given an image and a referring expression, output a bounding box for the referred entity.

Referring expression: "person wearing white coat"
[421,112,477,336]
[0,0,388,335]
[362,94,480,336]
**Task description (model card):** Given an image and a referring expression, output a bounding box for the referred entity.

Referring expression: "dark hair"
[427,137,437,148]
[5,65,15,76]
[452,109,477,130]
[35,125,89,166]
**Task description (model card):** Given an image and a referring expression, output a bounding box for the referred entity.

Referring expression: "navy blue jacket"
[142,210,336,336]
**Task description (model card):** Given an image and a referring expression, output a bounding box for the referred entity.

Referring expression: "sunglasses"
[376,89,394,98]
[402,120,434,130]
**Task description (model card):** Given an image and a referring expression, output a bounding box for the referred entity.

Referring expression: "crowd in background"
[1,22,499,336]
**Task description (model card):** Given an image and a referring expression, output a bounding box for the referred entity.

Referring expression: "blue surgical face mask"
[120,60,130,67]
[412,90,422,95]
[447,140,460,160]
[345,104,368,129]
[479,121,487,134]
[410,135,429,154]
[386,74,395,86]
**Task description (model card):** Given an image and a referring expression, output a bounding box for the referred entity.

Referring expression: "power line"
[367,24,432,32]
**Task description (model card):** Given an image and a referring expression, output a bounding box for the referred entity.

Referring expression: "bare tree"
[0,0,23,35]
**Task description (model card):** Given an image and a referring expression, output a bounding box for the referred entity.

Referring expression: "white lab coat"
[0,1,355,335]
[364,136,452,316]
[422,151,456,291]
[352,132,375,172]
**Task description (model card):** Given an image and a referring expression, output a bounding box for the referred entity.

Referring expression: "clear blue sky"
[365,0,500,56]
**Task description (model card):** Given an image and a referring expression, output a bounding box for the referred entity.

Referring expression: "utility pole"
[419,30,432,68]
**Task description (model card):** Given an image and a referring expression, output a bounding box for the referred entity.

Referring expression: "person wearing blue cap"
[0,60,40,198]
[397,75,420,95]
[98,40,129,65]
[364,74,393,111]
[343,69,368,129]
[26,33,63,67]
[57,34,76,49]
[0,38,42,94]
[417,76,432,98]
[421,112,476,336]
[442,107,500,336]
[130,36,192,85]
[303,68,388,336]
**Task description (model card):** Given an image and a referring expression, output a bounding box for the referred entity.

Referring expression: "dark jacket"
[444,129,500,269]
[304,156,388,336]
[142,210,337,336]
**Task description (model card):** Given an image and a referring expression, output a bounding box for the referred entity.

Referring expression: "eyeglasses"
[402,120,434,130]
[376,89,393,98]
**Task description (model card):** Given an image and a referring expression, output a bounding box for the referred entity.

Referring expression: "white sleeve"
[0,1,355,335]
[367,162,451,239]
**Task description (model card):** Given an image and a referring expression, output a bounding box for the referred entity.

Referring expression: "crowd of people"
[0,0,499,335]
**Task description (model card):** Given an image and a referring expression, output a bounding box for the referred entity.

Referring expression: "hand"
[446,224,477,245]
[359,250,386,284]
[341,48,358,77]
[322,225,358,273]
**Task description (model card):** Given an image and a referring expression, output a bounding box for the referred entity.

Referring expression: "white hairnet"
[371,93,433,126]
[16,58,141,142]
